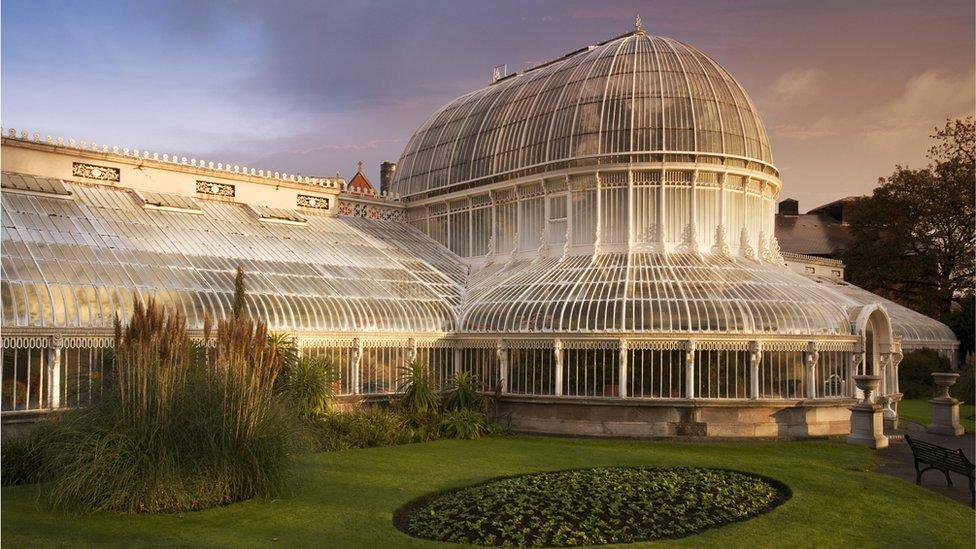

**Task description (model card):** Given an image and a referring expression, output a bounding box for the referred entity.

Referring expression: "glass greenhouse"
[0,23,958,436]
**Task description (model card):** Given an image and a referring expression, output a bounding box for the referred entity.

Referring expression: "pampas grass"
[41,296,298,513]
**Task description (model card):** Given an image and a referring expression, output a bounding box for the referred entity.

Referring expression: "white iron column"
[749,341,762,400]
[553,339,564,397]
[351,337,363,395]
[593,172,603,253]
[879,353,897,422]
[849,339,864,398]
[618,339,628,398]
[564,175,573,250]
[467,199,474,258]
[684,340,696,399]
[890,343,903,397]
[48,334,62,409]
[407,337,417,363]
[496,339,509,394]
[657,169,666,251]
[805,341,820,399]
[689,169,698,251]
[718,173,727,239]
[627,169,635,249]
[451,342,461,376]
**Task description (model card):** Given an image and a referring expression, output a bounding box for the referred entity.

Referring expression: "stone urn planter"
[852,375,880,407]
[848,375,887,449]
[931,372,960,401]
[928,372,964,436]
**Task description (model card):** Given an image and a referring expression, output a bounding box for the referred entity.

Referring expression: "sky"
[2,0,973,210]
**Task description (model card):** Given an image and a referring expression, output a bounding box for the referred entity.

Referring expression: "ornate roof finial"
[635,14,645,35]
[356,160,364,173]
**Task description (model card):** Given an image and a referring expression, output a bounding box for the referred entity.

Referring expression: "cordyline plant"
[397,359,440,416]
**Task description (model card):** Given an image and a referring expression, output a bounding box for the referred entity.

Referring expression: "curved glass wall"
[394,33,773,199]
[461,253,853,334]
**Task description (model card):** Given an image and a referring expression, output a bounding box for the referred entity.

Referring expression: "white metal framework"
[0,26,958,422]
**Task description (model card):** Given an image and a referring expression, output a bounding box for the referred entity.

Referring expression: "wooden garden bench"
[905,434,975,506]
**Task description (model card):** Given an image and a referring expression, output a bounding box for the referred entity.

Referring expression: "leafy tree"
[843,117,975,323]
[948,295,975,359]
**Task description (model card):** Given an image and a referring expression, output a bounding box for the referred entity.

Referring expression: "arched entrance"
[853,305,893,376]
[851,305,899,429]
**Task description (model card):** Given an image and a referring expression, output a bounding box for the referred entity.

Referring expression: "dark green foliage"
[1,420,59,486]
[281,357,336,419]
[311,408,408,451]
[948,296,975,360]
[442,371,485,413]
[953,357,974,403]
[232,265,246,319]
[0,437,38,487]
[405,467,784,546]
[397,359,439,416]
[440,409,485,440]
[899,349,952,399]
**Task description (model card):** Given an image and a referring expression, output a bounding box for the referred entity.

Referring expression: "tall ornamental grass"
[41,298,297,513]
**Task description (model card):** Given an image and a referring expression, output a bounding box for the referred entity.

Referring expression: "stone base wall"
[493,396,856,439]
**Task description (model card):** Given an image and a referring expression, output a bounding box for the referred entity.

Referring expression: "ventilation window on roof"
[135,190,203,214]
[250,205,307,225]
[1,171,73,199]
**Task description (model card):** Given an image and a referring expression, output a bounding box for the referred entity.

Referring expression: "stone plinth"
[848,403,888,449]
[927,372,964,436]
[848,375,888,449]
[928,399,965,436]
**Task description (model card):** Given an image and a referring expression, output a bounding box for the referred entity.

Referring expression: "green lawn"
[2,436,973,548]
[899,399,976,432]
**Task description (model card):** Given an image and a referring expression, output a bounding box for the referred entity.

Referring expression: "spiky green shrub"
[40,297,297,513]
[442,371,485,413]
[281,357,336,419]
[397,359,440,417]
[440,409,486,440]
[312,408,408,451]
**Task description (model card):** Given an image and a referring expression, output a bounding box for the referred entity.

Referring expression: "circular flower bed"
[398,467,788,546]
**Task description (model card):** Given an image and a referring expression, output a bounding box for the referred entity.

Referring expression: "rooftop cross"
[635,14,645,35]
[356,160,364,173]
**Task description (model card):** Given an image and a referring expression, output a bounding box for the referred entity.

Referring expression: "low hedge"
[399,467,788,546]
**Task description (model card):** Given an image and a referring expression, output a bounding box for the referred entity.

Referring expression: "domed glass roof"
[394,31,773,198]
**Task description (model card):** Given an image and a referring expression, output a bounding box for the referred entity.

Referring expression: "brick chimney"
[778,198,799,216]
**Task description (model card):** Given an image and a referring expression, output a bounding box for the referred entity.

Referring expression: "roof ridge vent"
[248,204,308,226]
[133,189,203,214]
[1,171,73,199]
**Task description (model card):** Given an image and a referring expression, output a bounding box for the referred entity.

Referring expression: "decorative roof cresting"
[2,126,346,190]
